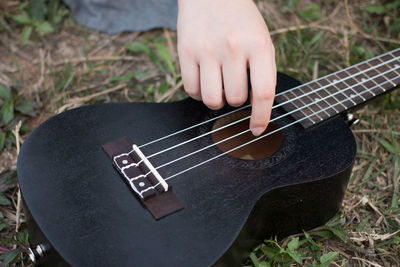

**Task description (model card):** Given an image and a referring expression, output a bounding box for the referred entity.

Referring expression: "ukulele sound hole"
[211,111,283,160]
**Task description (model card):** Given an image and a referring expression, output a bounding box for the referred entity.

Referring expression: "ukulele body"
[17,73,356,266]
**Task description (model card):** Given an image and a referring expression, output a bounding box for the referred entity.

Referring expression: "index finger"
[249,47,276,136]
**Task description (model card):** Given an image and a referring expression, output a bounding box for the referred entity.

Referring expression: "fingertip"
[250,126,266,136]
[200,62,224,110]
[226,95,247,107]
[203,97,224,110]
[189,93,202,101]
[183,85,202,101]
[179,56,201,101]
[249,101,271,136]
[249,113,269,136]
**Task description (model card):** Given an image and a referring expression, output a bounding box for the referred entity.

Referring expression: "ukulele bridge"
[102,137,184,220]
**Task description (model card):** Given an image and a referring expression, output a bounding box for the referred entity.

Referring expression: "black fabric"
[63,0,178,34]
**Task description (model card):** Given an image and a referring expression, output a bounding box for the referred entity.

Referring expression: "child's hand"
[177,0,276,136]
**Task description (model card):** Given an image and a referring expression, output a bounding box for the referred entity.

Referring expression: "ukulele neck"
[275,48,400,128]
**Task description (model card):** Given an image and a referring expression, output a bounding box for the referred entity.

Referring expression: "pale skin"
[177,0,276,136]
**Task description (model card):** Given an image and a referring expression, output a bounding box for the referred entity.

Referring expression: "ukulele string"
[144,63,398,173]
[123,53,400,169]
[114,50,400,166]
[133,65,400,188]
[138,48,400,149]
[138,74,399,193]
[125,56,400,170]
[112,104,251,162]
[134,67,398,182]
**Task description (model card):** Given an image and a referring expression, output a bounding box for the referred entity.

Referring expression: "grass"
[0,0,399,266]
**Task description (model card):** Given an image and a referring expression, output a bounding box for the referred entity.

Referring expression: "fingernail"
[251,127,265,136]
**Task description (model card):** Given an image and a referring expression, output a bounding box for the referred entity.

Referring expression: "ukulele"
[18,48,400,266]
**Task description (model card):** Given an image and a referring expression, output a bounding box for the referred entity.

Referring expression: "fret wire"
[331,74,358,106]
[334,68,366,103]
[353,65,379,95]
[365,61,395,88]
[341,69,372,101]
[389,49,400,59]
[282,93,316,123]
[314,80,348,109]
[360,58,392,93]
[297,87,329,118]
[375,57,400,82]
[387,51,400,81]
[384,72,400,86]
[285,48,400,97]
[379,68,400,87]
[378,51,400,68]
[306,84,339,116]
[318,76,352,107]
[390,64,400,75]
[282,94,315,120]
[372,59,400,89]
[380,53,396,62]
[276,50,399,129]
[345,64,376,98]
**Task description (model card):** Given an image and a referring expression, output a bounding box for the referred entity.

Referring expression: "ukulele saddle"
[102,136,184,220]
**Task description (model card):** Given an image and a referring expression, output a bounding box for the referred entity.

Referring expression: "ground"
[0,0,399,266]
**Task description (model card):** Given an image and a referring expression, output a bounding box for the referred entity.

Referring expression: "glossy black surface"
[17,73,356,266]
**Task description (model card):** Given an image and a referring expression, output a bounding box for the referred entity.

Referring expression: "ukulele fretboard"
[275,48,400,128]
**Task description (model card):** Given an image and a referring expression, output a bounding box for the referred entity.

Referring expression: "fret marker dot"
[350,94,356,98]
[333,79,338,83]
[361,78,367,82]
[122,160,128,164]
[395,64,400,68]
[139,182,145,187]
[314,97,320,101]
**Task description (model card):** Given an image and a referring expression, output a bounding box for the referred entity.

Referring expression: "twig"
[344,0,388,49]
[62,73,75,92]
[88,33,123,57]
[0,36,33,61]
[0,63,18,73]
[312,60,319,80]
[0,73,11,87]
[352,257,383,267]
[34,49,45,94]
[327,1,343,21]
[57,80,111,100]
[50,55,140,67]
[270,21,400,45]
[12,121,22,236]
[359,34,400,45]
[156,80,183,103]
[270,24,338,36]
[343,28,350,67]
[164,27,179,73]
[352,129,400,135]
[372,230,400,241]
[344,0,369,39]
[56,83,128,113]
[364,197,389,228]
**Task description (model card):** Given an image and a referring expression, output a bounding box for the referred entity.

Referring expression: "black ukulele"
[17,49,400,266]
